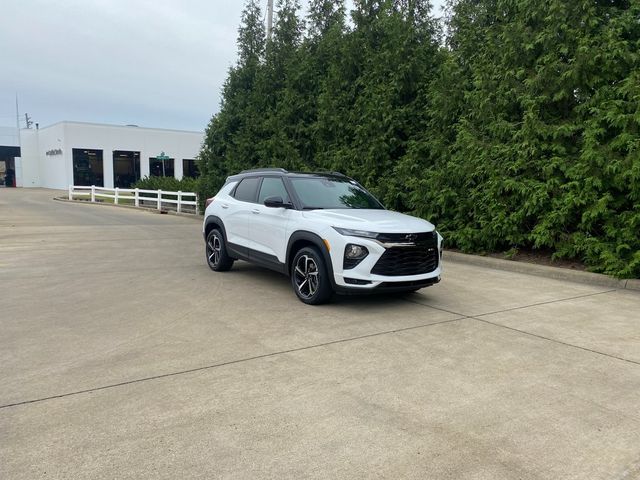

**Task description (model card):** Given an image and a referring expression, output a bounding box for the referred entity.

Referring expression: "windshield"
[289,177,384,210]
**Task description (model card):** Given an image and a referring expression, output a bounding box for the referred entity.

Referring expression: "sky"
[1,0,446,133]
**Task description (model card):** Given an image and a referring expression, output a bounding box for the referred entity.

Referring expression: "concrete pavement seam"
[0,316,466,411]
[402,288,616,319]
[472,316,640,367]
[405,289,640,367]
[472,289,618,318]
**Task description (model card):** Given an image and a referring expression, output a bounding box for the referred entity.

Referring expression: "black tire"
[206,229,234,272]
[290,246,333,305]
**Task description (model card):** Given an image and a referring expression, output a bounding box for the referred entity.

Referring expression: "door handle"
[221,204,229,209]
[252,209,260,215]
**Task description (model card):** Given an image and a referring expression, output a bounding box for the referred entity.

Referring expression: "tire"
[291,246,333,305]
[206,229,234,272]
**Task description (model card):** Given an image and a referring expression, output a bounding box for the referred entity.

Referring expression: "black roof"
[229,168,350,181]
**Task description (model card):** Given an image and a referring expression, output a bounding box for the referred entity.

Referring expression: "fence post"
[134,188,139,207]
[157,189,162,211]
[115,187,119,205]
[177,191,182,213]
[91,185,95,202]
[195,195,200,216]
[68,185,73,200]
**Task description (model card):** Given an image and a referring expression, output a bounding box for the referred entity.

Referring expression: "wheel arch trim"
[286,230,336,288]
[204,215,227,242]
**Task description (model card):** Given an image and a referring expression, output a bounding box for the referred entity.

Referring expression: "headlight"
[333,227,378,239]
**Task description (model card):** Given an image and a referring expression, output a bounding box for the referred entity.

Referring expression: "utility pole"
[24,113,33,129]
[267,0,274,41]
[15,94,20,131]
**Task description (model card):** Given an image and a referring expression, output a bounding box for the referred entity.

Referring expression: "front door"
[248,176,293,264]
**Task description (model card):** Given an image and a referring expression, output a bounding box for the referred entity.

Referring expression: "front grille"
[376,232,436,243]
[371,232,438,276]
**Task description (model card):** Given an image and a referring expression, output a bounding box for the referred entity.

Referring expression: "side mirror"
[264,196,289,208]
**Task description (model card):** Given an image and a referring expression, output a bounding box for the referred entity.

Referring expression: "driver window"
[258,177,290,204]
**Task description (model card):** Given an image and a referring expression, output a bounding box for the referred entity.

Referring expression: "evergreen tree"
[198,0,640,278]
[308,0,345,38]
[257,0,307,170]
[199,0,266,195]
[422,0,640,276]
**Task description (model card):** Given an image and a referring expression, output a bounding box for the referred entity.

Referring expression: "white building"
[1,121,204,189]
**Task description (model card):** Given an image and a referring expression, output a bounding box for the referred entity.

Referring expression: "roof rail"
[329,171,347,177]
[239,167,288,174]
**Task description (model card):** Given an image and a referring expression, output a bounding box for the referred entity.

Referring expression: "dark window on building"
[0,146,20,188]
[73,148,104,187]
[258,177,290,204]
[182,159,199,178]
[113,150,140,188]
[233,177,260,203]
[149,157,174,177]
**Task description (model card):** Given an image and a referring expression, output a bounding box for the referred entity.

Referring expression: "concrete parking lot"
[1,188,640,480]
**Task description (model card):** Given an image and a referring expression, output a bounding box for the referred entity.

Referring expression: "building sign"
[46,148,63,156]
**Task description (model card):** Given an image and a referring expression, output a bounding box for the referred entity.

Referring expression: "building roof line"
[31,120,204,135]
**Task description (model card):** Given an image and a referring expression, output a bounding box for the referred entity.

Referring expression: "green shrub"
[133,176,198,194]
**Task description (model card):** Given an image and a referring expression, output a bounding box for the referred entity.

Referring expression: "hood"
[303,209,435,233]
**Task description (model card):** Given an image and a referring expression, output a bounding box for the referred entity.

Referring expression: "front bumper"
[334,275,441,295]
[322,228,444,292]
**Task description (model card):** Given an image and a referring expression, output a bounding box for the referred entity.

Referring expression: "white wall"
[37,123,68,189]
[17,129,41,187]
[19,121,204,189]
[0,126,19,147]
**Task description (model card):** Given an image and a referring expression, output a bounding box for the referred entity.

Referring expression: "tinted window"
[289,177,384,210]
[182,159,199,178]
[73,148,104,187]
[258,177,290,204]
[233,177,260,203]
[150,157,174,177]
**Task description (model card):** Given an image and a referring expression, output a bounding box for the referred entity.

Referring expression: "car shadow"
[223,261,434,307]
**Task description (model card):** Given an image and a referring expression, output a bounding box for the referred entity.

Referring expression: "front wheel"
[206,229,234,272]
[291,247,333,305]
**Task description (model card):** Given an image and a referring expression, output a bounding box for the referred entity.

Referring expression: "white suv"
[203,169,443,304]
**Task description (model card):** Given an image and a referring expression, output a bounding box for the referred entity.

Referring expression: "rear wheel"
[206,229,234,271]
[291,247,333,305]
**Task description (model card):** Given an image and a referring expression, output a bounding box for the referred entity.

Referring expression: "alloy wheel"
[207,234,222,267]
[293,254,319,298]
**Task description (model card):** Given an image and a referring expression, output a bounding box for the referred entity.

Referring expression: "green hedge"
[198,0,640,278]
[133,176,198,194]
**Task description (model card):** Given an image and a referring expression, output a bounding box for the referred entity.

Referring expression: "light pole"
[267,0,274,40]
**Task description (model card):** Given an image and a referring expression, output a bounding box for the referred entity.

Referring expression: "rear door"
[223,176,260,252]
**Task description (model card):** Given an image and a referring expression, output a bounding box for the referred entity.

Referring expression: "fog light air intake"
[343,243,369,269]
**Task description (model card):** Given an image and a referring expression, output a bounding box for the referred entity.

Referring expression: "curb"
[443,251,639,292]
[53,196,203,220]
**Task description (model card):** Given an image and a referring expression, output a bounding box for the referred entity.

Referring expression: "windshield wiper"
[302,206,325,210]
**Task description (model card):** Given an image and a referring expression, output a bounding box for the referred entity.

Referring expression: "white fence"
[68,185,199,215]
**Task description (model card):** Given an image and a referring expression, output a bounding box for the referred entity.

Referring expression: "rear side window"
[233,177,260,203]
[258,177,290,204]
